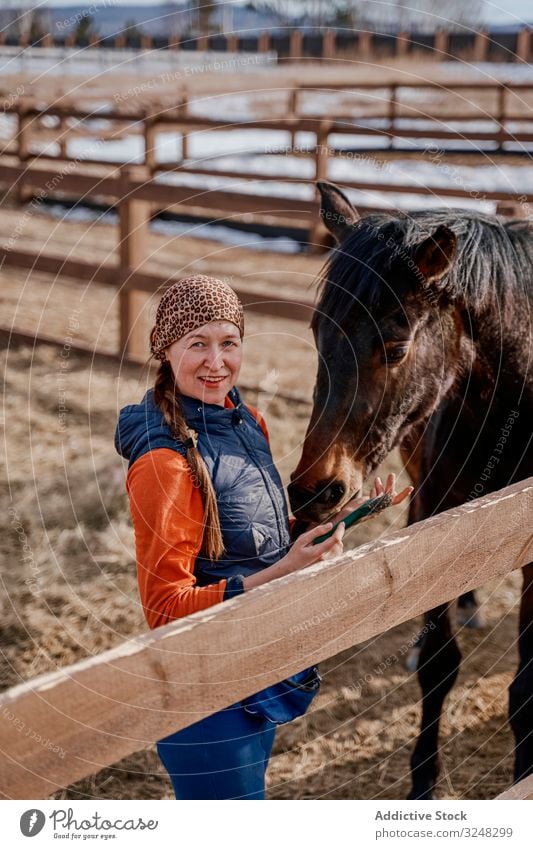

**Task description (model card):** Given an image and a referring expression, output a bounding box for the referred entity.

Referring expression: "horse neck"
[459,300,532,411]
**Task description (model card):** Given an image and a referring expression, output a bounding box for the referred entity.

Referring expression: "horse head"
[289,181,463,523]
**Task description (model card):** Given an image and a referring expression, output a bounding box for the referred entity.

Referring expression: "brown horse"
[289,181,533,799]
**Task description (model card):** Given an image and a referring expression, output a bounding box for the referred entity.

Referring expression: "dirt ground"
[1,207,523,800]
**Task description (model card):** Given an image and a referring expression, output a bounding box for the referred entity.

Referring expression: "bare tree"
[359,0,486,33]
[9,3,51,41]
[250,1,360,29]
[416,0,485,31]
[190,0,219,35]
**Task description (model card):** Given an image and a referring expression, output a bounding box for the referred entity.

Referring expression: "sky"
[20,1,533,26]
[483,0,533,23]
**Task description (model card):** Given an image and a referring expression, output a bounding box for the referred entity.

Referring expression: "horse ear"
[317,181,360,243]
[413,225,457,288]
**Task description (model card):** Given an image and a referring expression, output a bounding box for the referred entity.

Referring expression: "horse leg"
[408,604,462,800]
[509,563,533,782]
[457,590,484,629]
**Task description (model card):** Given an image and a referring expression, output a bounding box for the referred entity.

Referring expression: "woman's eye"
[383,343,410,365]
[222,340,237,348]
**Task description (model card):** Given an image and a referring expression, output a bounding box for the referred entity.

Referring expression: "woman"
[115,274,411,800]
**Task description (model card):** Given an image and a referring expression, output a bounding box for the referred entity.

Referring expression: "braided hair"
[152,357,224,562]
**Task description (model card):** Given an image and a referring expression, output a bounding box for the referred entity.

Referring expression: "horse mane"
[314,208,533,327]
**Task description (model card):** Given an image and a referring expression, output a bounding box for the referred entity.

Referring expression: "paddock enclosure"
[1,43,533,801]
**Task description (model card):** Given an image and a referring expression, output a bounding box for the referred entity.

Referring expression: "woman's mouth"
[198,375,228,388]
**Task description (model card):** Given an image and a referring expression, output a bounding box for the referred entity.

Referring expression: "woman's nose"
[202,347,224,369]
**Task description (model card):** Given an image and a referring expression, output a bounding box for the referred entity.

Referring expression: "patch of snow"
[151,218,300,253]
[439,62,533,84]
[43,202,300,253]
[68,134,144,164]
[0,46,273,79]
[0,113,17,140]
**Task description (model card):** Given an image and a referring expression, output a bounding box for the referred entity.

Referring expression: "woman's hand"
[280,520,346,573]
[242,521,345,592]
[332,473,413,525]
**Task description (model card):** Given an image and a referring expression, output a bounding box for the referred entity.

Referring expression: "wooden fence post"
[16,98,33,163]
[434,29,449,60]
[143,109,158,171]
[15,98,35,204]
[118,165,151,359]
[314,120,330,183]
[258,32,270,53]
[179,91,189,161]
[388,83,397,148]
[288,86,299,149]
[474,29,489,62]
[396,31,410,58]
[290,30,303,61]
[226,35,238,53]
[58,115,68,158]
[359,30,372,60]
[516,28,531,62]
[322,30,335,60]
[496,85,507,151]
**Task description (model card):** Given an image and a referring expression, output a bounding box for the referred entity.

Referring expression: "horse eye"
[383,343,410,365]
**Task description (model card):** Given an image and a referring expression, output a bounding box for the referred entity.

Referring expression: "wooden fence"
[0,28,531,63]
[1,135,531,362]
[5,80,533,168]
[2,82,532,363]
[0,479,531,798]
[0,159,318,360]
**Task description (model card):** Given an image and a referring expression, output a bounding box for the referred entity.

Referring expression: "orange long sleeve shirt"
[126,402,269,630]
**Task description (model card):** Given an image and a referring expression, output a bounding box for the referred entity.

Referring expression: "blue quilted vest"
[115,386,292,583]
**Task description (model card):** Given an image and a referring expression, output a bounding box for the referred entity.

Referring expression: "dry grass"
[1,217,522,800]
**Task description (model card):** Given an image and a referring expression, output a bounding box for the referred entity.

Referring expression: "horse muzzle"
[288,478,360,523]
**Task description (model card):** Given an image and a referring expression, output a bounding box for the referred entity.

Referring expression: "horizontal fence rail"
[496,775,533,800]
[5,81,533,172]
[0,152,530,362]
[0,479,531,798]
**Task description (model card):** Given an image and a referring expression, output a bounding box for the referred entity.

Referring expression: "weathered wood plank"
[496,775,533,800]
[0,480,531,798]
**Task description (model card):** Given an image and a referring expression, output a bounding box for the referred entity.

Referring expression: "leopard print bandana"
[150,275,244,360]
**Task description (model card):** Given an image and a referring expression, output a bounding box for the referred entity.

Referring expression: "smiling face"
[165,320,243,405]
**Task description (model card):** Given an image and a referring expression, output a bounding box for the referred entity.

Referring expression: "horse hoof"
[407,787,434,800]
[456,602,485,629]
[405,646,421,672]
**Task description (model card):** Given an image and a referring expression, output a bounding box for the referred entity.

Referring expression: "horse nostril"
[321,481,346,507]
[288,483,313,514]
[288,480,347,519]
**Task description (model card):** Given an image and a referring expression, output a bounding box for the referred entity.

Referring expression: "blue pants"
[156,702,277,800]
